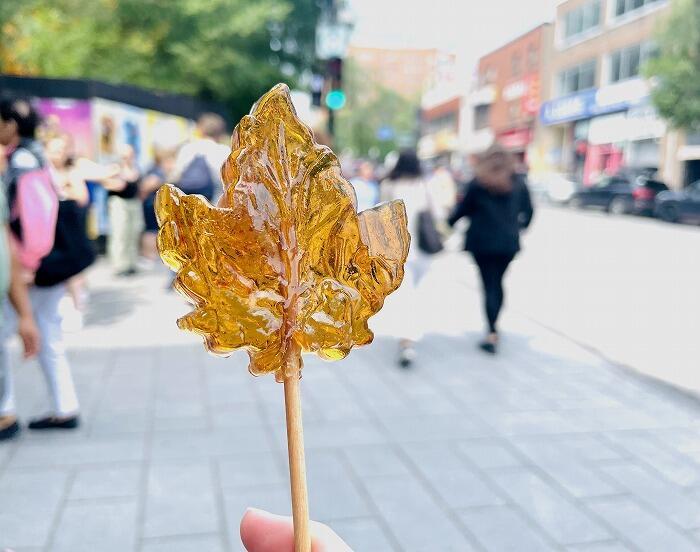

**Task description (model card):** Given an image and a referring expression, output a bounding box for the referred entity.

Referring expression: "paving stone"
[458,505,557,551]
[69,465,141,499]
[361,475,477,551]
[143,462,219,538]
[588,496,698,552]
[600,463,700,529]
[150,427,270,459]
[329,517,396,551]
[9,437,145,468]
[218,453,285,488]
[379,414,486,442]
[51,499,138,552]
[401,442,504,509]
[141,535,225,552]
[609,433,700,487]
[489,468,610,545]
[271,419,386,450]
[565,542,633,551]
[457,439,522,470]
[0,469,68,548]
[343,445,410,478]
[307,450,371,521]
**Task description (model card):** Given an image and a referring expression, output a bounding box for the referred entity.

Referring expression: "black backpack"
[34,200,95,287]
[177,155,216,200]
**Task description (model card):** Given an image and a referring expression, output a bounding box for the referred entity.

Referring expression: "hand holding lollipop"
[156,84,410,551]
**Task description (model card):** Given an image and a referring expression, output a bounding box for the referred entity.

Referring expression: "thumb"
[240,508,352,552]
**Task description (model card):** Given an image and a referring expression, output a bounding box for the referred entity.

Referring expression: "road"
[503,204,700,393]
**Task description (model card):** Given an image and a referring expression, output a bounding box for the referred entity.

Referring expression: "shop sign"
[540,78,650,126]
[496,127,532,150]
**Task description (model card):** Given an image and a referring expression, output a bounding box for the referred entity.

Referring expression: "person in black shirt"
[448,144,533,354]
[102,144,144,276]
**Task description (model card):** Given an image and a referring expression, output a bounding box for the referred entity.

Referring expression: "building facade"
[539,0,672,185]
[462,24,553,167]
[347,46,454,100]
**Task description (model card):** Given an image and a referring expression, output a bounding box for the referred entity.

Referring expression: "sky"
[347,0,561,76]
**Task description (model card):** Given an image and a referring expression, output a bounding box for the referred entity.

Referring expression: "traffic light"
[326,57,344,111]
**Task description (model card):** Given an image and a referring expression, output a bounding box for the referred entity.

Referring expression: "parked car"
[654,180,700,223]
[570,174,669,215]
[529,172,579,204]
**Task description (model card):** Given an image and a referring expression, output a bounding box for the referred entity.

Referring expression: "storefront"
[539,78,664,185]
[495,127,533,164]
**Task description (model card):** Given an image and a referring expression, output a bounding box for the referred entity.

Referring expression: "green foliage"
[646,0,700,130]
[0,0,319,121]
[335,59,418,159]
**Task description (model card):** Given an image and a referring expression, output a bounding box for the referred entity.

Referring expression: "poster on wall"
[35,98,93,158]
[91,98,149,167]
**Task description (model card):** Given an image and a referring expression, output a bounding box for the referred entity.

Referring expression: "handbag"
[417,182,444,254]
[34,200,96,287]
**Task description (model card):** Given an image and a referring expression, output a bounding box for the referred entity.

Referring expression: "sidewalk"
[1,258,700,551]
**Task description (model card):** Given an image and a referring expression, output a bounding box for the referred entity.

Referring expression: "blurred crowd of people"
[0,96,230,441]
[346,147,532,367]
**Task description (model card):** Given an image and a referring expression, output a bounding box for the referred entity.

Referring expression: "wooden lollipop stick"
[284,373,311,552]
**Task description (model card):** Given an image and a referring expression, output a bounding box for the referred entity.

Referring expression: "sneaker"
[398,346,416,368]
[28,415,80,430]
[0,417,20,441]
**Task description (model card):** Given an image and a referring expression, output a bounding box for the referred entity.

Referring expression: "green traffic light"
[325,89,346,110]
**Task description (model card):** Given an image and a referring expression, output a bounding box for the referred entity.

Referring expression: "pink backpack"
[10,167,59,271]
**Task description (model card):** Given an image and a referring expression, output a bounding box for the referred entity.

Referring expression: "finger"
[240,508,294,552]
[240,508,351,552]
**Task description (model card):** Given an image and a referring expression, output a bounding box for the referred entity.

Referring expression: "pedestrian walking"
[140,147,176,261]
[170,113,229,202]
[0,98,81,435]
[103,144,144,276]
[448,144,533,354]
[350,161,379,212]
[380,149,443,368]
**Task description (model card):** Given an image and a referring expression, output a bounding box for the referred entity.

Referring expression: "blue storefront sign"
[540,80,650,126]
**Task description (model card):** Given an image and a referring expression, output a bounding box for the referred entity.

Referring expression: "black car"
[570,174,669,215]
[654,180,700,223]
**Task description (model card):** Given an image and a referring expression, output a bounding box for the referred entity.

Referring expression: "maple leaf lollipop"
[156,83,410,551]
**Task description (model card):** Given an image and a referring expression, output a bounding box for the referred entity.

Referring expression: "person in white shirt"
[170,113,230,202]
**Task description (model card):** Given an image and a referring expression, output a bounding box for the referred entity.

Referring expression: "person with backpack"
[0,97,87,434]
[0,145,41,440]
[170,113,229,201]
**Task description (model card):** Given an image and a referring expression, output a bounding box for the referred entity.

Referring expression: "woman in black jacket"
[448,145,533,354]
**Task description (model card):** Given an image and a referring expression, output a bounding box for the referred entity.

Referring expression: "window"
[512,54,522,77]
[474,105,490,130]
[609,42,657,82]
[615,0,662,18]
[527,44,538,70]
[479,67,497,86]
[563,1,600,40]
[558,59,596,95]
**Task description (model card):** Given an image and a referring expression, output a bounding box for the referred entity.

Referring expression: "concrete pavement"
[1,245,700,551]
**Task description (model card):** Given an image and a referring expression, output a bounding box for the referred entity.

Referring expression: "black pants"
[472,253,515,333]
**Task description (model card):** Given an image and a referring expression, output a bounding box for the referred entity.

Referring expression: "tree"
[0,0,319,121]
[646,0,700,130]
[335,59,419,159]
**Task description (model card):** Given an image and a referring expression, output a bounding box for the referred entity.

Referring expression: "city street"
[1,206,699,551]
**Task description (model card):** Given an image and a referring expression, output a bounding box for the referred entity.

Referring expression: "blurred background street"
[1,0,700,550]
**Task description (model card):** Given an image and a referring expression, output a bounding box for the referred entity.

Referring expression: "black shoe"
[28,415,80,430]
[0,419,20,441]
[478,340,497,355]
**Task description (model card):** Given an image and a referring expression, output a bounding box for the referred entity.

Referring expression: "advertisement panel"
[36,98,93,158]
